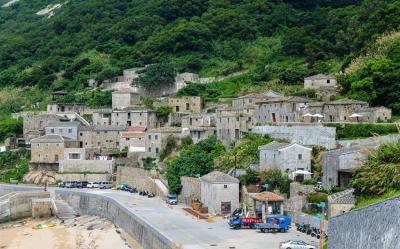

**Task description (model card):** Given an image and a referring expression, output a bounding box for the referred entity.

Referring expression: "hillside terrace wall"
[58,160,114,173]
[55,190,173,249]
[328,195,400,249]
[116,167,166,197]
[337,134,400,148]
[252,124,336,149]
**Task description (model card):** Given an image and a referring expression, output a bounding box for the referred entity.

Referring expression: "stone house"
[322,99,369,122]
[304,74,337,90]
[232,93,270,110]
[92,108,159,128]
[182,113,216,128]
[145,127,182,158]
[175,72,200,90]
[216,107,255,146]
[101,67,145,91]
[112,89,142,110]
[321,147,372,189]
[182,113,217,143]
[45,121,80,140]
[259,142,312,180]
[79,125,127,150]
[47,103,88,114]
[23,113,62,142]
[358,106,392,122]
[30,134,79,170]
[255,96,311,124]
[119,126,146,153]
[58,147,114,182]
[168,96,203,114]
[328,189,355,217]
[200,171,240,215]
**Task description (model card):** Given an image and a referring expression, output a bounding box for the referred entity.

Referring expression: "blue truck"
[254,215,291,233]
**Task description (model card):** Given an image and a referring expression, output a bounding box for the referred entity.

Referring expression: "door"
[272,113,276,122]
[221,202,231,214]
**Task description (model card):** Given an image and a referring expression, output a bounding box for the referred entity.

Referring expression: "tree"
[165,136,225,193]
[134,63,176,90]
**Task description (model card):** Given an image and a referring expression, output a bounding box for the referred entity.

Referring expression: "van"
[99,181,113,189]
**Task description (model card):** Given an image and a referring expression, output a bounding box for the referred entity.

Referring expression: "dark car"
[70,181,78,188]
[81,181,89,188]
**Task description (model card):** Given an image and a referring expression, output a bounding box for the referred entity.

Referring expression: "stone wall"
[252,124,336,149]
[59,160,114,173]
[55,190,173,249]
[178,176,200,206]
[328,195,400,249]
[337,134,400,148]
[57,173,111,182]
[116,167,166,197]
[0,191,51,222]
[290,182,315,198]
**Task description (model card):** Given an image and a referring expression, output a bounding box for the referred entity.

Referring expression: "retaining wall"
[55,190,173,249]
[0,191,51,222]
[337,134,400,148]
[252,124,336,149]
[328,195,400,249]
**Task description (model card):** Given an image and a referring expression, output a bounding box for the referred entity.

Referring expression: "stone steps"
[53,199,76,220]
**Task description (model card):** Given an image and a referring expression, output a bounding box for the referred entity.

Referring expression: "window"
[55,155,59,162]
[176,106,180,112]
[50,128,55,133]
[298,154,302,160]
[38,154,40,158]
[148,135,151,140]
[68,153,81,160]
[156,148,159,153]
[126,138,130,141]
[327,79,330,83]
[155,135,158,140]
[186,103,190,110]
[68,129,72,133]
[148,147,151,152]
[224,185,228,189]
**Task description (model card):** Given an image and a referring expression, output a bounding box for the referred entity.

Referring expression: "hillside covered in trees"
[0,0,399,112]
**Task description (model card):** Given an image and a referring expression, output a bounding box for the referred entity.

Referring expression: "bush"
[142,157,157,171]
[134,63,176,90]
[238,169,260,186]
[159,135,176,161]
[155,106,172,122]
[259,169,292,196]
[351,141,400,197]
[326,124,398,140]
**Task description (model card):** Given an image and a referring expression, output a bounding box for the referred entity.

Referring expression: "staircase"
[74,112,90,126]
[53,199,76,220]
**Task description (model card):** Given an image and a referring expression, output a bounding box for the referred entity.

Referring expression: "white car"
[280,240,316,249]
[87,182,99,188]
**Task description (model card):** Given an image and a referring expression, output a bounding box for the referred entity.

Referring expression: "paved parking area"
[0,185,319,249]
[95,189,319,249]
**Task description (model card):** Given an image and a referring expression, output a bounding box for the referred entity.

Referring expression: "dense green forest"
[0,0,399,113]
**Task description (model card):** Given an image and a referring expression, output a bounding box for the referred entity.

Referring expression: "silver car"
[280,240,316,249]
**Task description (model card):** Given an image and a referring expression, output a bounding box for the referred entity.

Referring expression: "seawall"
[328,195,400,249]
[55,190,173,249]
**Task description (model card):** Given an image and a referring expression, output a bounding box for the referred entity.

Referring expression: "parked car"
[99,181,113,189]
[70,181,78,188]
[64,181,72,188]
[87,182,99,188]
[280,240,316,249]
[166,194,178,205]
[58,182,65,188]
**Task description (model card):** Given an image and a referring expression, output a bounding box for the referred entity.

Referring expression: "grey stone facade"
[79,125,127,150]
[328,195,400,249]
[178,176,201,206]
[145,127,182,158]
[304,74,337,89]
[92,108,159,129]
[252,124,337,149]
[259,142,312,176]
[112,90,142,110]
[45,121,80,140]
[321,147,371,189]
[200,171,240,215]
[23,113,62,142]
[327,189,355,217]
[168,96,203,114]
[216,107,255,147]
[47,103,88,114]
[181,113,217,143]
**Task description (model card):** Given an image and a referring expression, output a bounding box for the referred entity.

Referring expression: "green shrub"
[326,124,398,140]
[259,169,292,196]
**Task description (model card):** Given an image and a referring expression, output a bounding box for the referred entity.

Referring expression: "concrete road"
[0,184,319,249]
